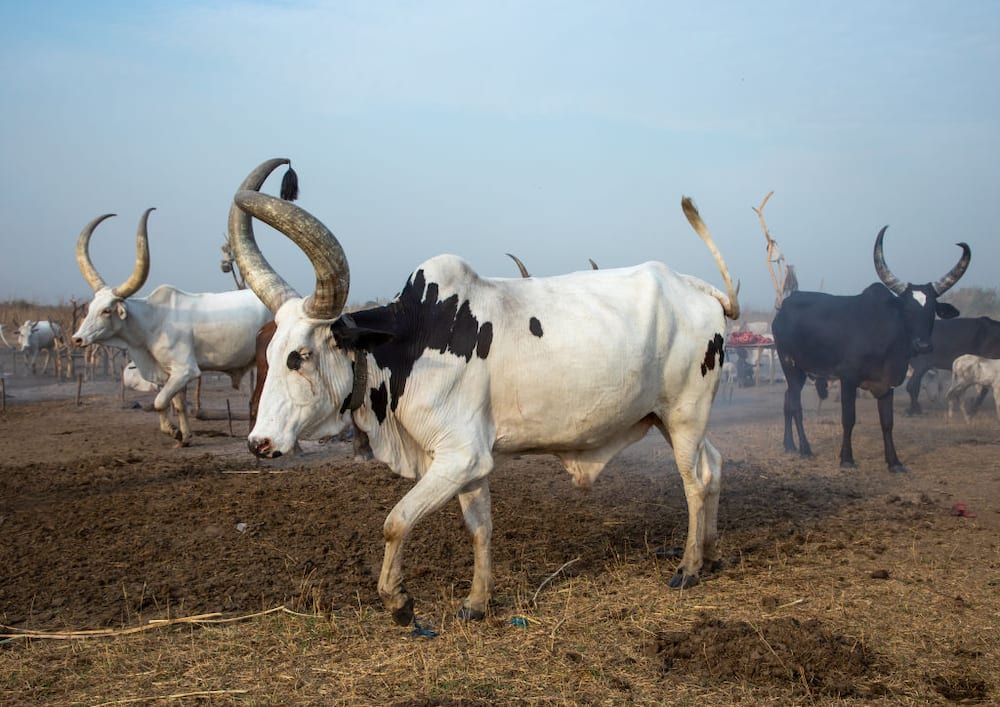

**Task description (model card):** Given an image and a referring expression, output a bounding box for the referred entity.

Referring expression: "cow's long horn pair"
[76,208,154,298]
[874,226,971,296]
[229,159,350,319]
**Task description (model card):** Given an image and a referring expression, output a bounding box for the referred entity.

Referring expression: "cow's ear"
[936,302,960,319]
[116,301,128,319]
[331,316,396,352]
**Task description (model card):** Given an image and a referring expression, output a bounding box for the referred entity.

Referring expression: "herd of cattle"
[5,157,999,624]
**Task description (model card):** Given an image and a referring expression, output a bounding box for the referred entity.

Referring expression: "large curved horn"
[873,226,907,296]
[932,242,971,296]
[234,190,350,319]
[506,253,530,278]
[111,208,153,298]
[227,159,301,314]
[76,213,117,292]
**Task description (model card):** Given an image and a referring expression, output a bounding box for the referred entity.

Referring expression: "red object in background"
[727,332,774,346]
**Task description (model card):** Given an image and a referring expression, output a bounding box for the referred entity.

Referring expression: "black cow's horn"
[228,159,302,314]
[233,190,350,320]
[873,226,906,296]
[932,242,971,296]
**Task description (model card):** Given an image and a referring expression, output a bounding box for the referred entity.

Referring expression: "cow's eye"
[286,350,310,371]
[101,308,112,316]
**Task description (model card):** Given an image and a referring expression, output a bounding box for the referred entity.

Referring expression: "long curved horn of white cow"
[233,190,350,319]
[681,196,741,321]
[112,208,153,298]
[228,159,301,314]
[76,213,117,292]
[932,242,971,296]
[873,226,907,296]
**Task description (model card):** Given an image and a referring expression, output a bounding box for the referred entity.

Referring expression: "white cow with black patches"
[230,159,740,627]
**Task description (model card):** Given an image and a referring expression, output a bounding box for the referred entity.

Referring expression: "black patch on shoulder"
[370,381,389,423]
[701,333,725,376]
[529,317,543,337]
[348,268,494,412]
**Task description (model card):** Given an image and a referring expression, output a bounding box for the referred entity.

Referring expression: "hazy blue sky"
[2,1,998,313]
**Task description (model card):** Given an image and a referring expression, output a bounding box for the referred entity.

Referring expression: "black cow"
[904,316,1000,414]
[772,226,970,473]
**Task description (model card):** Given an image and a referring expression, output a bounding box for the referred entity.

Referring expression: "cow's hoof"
[799,451,813,459]
[456,605,486,621]
[668,568,700,590]
[840,461,857,470]
[391,595,415,627]
[888,464,909,474]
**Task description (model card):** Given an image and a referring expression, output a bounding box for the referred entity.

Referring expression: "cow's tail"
[681,197,740,320]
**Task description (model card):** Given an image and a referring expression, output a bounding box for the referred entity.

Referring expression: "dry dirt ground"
[1,371,998,705]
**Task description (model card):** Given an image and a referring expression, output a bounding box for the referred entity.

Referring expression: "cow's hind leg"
[782,367,811,456]
[656,416,721,590]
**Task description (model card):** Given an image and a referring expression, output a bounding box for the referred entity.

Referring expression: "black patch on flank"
[701,333,725,376]
[370,381,389,423]
[529,317,543,337]
[476,322,493,358]
[286,350,304,371]
[340,268,494,412]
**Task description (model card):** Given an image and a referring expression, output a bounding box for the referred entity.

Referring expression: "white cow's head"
[72,209,153,347]
[229,159,360,457]
[16,321,36,352]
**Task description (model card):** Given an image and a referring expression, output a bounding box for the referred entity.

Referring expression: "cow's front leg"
[876,390,906,472]
[154,373,195,446]
[379,452,493,626]
[456,478,493,620]
[171,388,192,447]
[838,384,858,468]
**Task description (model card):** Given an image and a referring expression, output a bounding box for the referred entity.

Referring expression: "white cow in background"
[15,320,62,374]
[946,354,1000,422]
[72,208,271,446]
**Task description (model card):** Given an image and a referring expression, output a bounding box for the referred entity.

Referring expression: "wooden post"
[76,373,83,406]
[1,377,5,411]
[226,399,234,437]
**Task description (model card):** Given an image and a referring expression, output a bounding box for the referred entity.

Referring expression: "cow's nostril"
[248,437,273,458]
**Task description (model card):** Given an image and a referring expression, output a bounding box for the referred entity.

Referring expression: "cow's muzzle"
[912,339,933,356]
[248,437,281,458]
